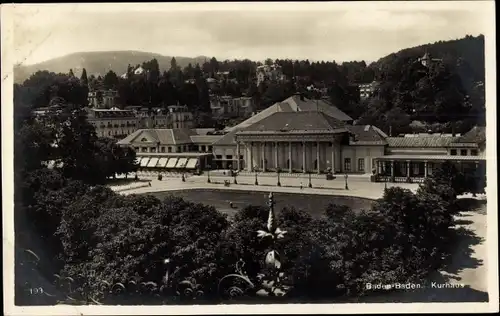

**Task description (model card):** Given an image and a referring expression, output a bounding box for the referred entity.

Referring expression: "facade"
[86,108,138,138]
[210,96,255,118]
[87,104,194,139]
[418,52,443,68]
[372,126,486,183]
[256,64,285,86]
[358,81,378,99]
[88,89,119,108]
[117,128,221,171]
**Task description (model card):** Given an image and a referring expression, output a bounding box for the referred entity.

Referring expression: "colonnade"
[236,141,337,174]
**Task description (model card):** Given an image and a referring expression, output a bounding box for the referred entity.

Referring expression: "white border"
[2,2,498,315]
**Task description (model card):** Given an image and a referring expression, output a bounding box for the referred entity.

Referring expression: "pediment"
[129,131,156,144]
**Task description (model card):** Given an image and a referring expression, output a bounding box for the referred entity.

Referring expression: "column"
[406,160,411,177]
[390,160,394,178]
[262,142,266,172]
[249,142,253,171]
[424,161,428,178]
[331,142,335,173]
[274,142,279,170]
[236,142,241,171]
[288,141,292,173]
[302,141,306,173]
[316,141,320,174]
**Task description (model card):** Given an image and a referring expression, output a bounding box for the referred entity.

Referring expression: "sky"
[10,2,493,66]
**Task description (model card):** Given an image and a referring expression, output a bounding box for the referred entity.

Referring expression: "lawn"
[149,189,375,218]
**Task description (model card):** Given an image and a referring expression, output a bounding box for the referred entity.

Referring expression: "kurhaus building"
[117,95,486,181]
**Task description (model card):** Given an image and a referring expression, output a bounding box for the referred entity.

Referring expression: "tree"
[103,70,119,90]
[80,68,88,87]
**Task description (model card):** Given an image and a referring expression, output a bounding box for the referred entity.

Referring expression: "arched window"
[141,137,148,142]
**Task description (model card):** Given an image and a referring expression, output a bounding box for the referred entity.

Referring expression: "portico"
[235,131,345,174]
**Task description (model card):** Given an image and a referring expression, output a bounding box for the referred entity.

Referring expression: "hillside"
[14,51,210,83]
[371,34,485,83]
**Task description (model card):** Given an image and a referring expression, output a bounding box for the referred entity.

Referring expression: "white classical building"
[116,94,486,182]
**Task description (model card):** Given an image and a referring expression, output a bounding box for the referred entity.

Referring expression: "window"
[358,158,365,172]
[141,147,147,153]
[344,158,351,172]
[471,149,478,156]
[108,131,111,136]
[226,155,233,160]
[460,149,467,156]
[134,147,140,152]
[201,145,206,152]
[168,147,172,153]
[450,149,457,156]
[239,155,243,160]
[216,155,223,159]
[151,147,156,153]
[177,146,181,153]
[161,147,165,153]
[208,146,213,151]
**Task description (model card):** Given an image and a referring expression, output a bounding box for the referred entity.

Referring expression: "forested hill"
[371,34,485,84]
[14,51,209,83]
[357,34,485,136]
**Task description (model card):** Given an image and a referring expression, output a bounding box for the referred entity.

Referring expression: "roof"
[346,125,388,145]
[212,129,240,146]
[226,95,353,132]
[386,136,458,148]
[242,111,345,132]
[189,135,221,144]
[454,126,486,144]
[117,128,198,146]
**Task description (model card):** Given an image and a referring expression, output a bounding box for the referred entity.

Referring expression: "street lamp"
[277,168,281,186]
[308,171,312,188]
[254,166,259,185]
[344,173,349,190]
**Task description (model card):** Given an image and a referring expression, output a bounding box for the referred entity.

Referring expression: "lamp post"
[344,173,349,190]
[277,168,281,186]
[254,166,259,185]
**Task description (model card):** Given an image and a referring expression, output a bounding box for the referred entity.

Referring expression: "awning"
[166,157,178,168]
[185,158,198,169]
[176,158,188,168]
[147,157,159,168]
[157,157,169,167]
[140,157,150,167]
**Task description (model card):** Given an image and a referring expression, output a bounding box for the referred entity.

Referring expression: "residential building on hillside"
[256,64,285,86]
[418,52,443,68]
[358,81,378,99]
[210,95,255,118]
[88,89,119,108]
